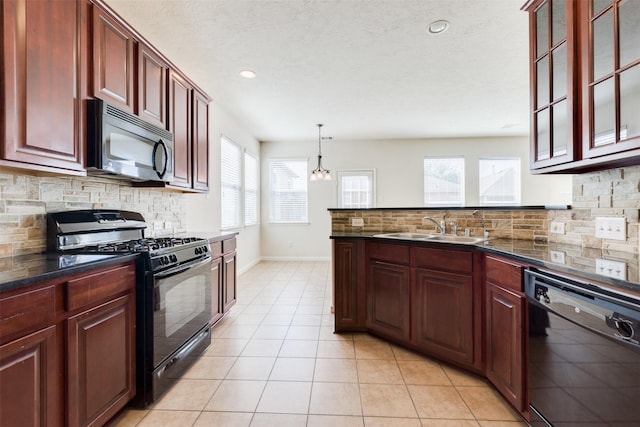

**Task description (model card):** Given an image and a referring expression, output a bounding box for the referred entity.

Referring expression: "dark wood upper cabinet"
[168,70,193,189]
[525,0,640,173]
[193,90,210,191]
[92,2,135,112]
[138,43,168,129]
[1,0,86,174]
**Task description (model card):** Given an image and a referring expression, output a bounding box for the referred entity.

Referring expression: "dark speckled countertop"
[330,232,640,300]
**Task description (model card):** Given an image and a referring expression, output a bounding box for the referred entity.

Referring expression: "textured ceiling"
[104,0,530,143]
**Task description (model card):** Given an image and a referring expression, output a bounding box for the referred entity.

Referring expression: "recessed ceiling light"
[239,70,256,79]
[428,20,450,34]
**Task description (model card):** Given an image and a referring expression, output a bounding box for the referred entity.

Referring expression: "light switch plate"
[595,258,627,280]
[351,218,364,227]
[550,250,566,264]
[550,221,565,234]
[595,217,626,241]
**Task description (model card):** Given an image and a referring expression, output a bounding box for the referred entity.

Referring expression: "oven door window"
[153,259,212,366]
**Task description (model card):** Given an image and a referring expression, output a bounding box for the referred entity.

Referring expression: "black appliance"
[87,98,174,182]
[47,209,212,407]
[525,268,640,426]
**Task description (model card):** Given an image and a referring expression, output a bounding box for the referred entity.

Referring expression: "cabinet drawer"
[222,238,236,254]
[367,242,410,265]
[413,246,472,273]
[485,255,525,292]
[66,263,136,311]
[210,241,222,258]
[0,286,55,342]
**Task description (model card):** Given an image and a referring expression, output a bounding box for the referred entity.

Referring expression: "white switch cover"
[550,221,565,234]
[595,258,627,280]
[595,217,626,241]
[351,218,364,227]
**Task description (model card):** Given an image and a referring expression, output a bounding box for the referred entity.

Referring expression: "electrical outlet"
[351,218,364,227]
[550,250,566,264]
[595,217,626,241]
[595,258,627,280]
[550,221,565,234]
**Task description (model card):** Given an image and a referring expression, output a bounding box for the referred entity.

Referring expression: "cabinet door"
[168,70,193,189]
[222,253,237,312]
[412,268,473,367]
[367,260,411,341]
[485,282,526,413]
[211,257,223,325]
[527,0,578,170]
[192,90,210,191]
[66,294,135,427]
[138,43,168,129]
[333,239,366,331]
[92,3,134,112]
[0,326,58,427]
[581,0,640,159]
[1,0,85,172]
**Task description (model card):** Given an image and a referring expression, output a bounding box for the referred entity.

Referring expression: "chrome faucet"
[422,215,446,234]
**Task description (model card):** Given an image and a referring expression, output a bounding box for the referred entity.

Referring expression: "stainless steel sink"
[373,232,487,245]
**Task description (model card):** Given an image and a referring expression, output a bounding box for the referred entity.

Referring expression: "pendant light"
[310,123,332,181]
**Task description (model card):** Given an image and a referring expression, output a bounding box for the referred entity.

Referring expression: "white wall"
[261,135,573,260]
[186,100,262,273]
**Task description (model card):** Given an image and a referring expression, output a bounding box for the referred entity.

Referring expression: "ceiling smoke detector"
[239,69,257,79]
[428,20,450,34]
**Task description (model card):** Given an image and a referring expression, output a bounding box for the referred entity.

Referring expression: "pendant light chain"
[310,123,332,181]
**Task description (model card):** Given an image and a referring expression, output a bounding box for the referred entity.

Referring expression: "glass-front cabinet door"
[526,0,578,169]
[581,0,640,158]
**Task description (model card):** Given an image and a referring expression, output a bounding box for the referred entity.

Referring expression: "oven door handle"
[155,256,211,280]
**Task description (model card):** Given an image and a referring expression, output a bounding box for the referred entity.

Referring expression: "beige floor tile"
[262,313,295,325]
[270,357,316,381]
[250,413,308,427]
[357,359,404,384]
[456,386,521,421]
[360,384,418,418]
[317,340,356,359]
[355,340,396,360]
[136,410,200,427]
[242,304,273,314]
[319,327,354,340]
[268,305,298,314]
[391,345,431,361]
[309,382,363,416]
[307,414,365,427]
[182,355,236,379]
[477,421,527,426]
[296,305,324,315]
[241,339,284,357]
[152,379,220,411]
[420,420,480,427]
[217,325,259,339]
[205,338,248,356]
[226,357,276,380]
[278,339,318,358]
[276,297,302,305]
[286,325,321,340]
[256,381,312,414]
[291,314,323,326]
[107,409,148,427]
[193,411,253,427]
[442,366,488,387]
[407,385,474,420]
[204,380,266,412]
[314,358,358,382]
[397,360,452,386]
[232,313,267,325]
[364,417,422,427]
[253,325,290,339]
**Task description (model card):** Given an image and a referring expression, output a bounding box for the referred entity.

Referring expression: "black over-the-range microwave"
[86,99,174,182]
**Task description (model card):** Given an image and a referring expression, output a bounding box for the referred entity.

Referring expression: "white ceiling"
[104,0,531,143]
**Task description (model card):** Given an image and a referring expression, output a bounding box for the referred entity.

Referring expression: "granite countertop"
[330,232,640,299]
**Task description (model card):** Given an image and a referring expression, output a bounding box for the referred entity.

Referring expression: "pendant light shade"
[310,124,331,181]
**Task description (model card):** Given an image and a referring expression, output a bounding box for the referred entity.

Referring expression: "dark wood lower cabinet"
[0,326,58,427]
[367,260,411,342]
[412,268,474,367]
[66,293,136,427]
[223,252,237,312]
[211,257,223,325]
[333,239,366,331]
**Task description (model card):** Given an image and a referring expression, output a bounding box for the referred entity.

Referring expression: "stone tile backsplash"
[0,171,186,257]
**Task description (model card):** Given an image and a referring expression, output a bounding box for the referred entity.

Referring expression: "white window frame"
[423,157,465,207]
[269,158,308,224]
[479,157,521,206]
[244,151,259,226]
[220,136,242,230]
[336,169,376,208]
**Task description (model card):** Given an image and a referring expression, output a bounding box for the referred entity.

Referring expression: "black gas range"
[47,209,214,407]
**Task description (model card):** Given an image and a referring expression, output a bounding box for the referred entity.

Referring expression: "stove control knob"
[195,247,201,255]
[203,245,209,253]
[170,254,178,263]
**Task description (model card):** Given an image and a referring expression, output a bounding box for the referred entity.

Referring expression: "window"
[269,159,308,223]
[337,170,375,208]
[221,137,241,229]
[424,157,465,206]
[479,157,521,205]
[244,152,258,226]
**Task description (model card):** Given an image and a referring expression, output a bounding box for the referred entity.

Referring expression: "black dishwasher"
[524,268,640,426]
